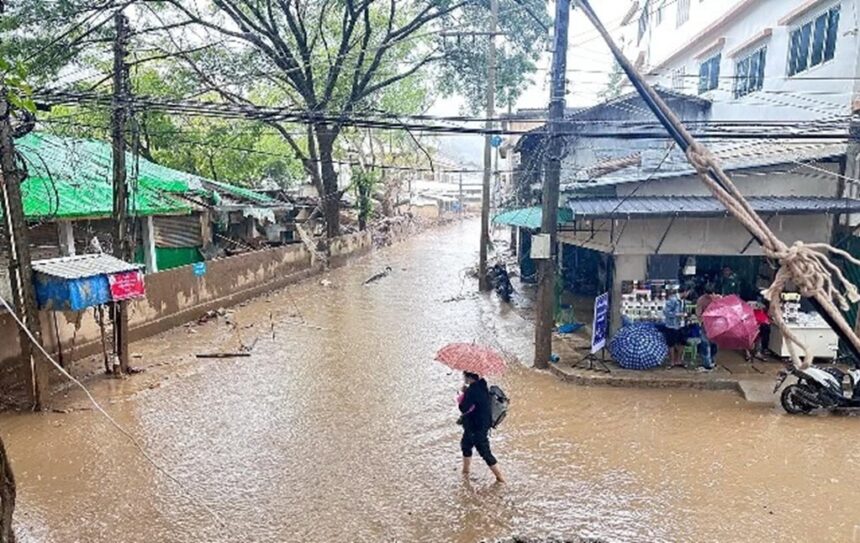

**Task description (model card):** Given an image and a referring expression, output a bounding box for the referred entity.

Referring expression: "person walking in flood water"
[458,371,505,483]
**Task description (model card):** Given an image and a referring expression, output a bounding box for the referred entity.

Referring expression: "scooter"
[773,362,860,414]
[487,263,514,303]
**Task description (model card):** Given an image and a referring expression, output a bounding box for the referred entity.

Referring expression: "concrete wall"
[0,230,373,396]
[559,213,833,256]
[619,0,860,120]
[617,164,841,198]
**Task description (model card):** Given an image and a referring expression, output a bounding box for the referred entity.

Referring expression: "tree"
[42,65,305,188]
[598,60,625,102]
[114,1,464,238]
[436,0,550,113]
[3,0,549,238]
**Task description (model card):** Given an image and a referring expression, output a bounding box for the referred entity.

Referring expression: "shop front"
[559,195,860,366]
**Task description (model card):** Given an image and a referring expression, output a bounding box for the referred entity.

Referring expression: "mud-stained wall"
[0,231,373,397]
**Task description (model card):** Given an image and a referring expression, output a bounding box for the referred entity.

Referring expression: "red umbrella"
[702,295,759,350]
[435,343,506,376]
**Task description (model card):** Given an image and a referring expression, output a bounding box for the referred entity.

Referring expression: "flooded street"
[3,220,860,542]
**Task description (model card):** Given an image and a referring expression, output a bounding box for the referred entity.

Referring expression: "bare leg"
[462,456,471,476]
[490,463,505,483]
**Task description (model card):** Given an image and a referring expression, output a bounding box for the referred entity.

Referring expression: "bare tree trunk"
[314,127,341,239]
[0,436,16,543]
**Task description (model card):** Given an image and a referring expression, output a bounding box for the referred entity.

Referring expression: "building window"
[788,4,840,76]
[698,53,721,94]
[638,0,650,45]
[734,47,767,98]
[677,0,690,27]
[655,2,664,26]
[671,67,686,92]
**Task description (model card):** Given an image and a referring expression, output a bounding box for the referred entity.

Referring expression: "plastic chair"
[682,338,700,368]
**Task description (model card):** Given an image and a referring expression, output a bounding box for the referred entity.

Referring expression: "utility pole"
[112,11,131,375]
[478,0,498,292]
[534,0,570,369]
[0,93,50,410]
[459,172,464,218]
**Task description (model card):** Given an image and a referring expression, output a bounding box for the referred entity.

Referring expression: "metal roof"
[562,139,846,190]
[567,196,860,219]
[32,253,142,280]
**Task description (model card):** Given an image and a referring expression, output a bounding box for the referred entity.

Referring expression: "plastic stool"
[682,338,700,368]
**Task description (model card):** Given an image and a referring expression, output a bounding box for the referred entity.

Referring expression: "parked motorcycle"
[487,262,514,303]
[774,362,860,414]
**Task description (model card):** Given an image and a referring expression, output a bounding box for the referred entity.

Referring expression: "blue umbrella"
[609,323,668,370]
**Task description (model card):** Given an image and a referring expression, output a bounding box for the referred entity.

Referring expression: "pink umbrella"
[702,295,759,350]
[435,343,506,376]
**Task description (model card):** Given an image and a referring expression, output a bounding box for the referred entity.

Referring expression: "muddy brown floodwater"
[3,220,860,542]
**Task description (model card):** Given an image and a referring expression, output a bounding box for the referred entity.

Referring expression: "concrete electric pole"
[112,11,131,374]
[534,0,570,369]
[0,93,49,409]
[478,0,499,292]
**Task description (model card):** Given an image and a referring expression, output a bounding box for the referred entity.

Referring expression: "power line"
[33,90,858,140]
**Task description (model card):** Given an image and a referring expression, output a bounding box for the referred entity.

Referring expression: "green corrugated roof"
[14,132,197,219]
[492,207,573,230]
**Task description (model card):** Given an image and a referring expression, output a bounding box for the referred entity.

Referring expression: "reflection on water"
[3,220,860,542]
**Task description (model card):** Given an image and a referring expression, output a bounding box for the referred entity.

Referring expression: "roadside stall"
[768,293,838,360]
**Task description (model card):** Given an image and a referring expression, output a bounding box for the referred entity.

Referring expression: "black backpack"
[488,385,509,429]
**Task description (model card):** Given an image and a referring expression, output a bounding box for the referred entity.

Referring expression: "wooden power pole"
[112,11,131,374]
[478,0,498,291]
[0,92,50,410]
[534,0,570,369]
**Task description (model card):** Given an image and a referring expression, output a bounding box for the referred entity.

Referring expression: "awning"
[492,207,573,230]
[567,196,860,219]
[32,253,146,311]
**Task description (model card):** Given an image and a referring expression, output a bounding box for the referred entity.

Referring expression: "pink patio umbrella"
[701,295,759,350]
[435,343,507,376]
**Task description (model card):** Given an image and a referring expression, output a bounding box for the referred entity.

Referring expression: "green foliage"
[43,65,304,188]
[352,168,380,223]
[437,0,550,113]
[598,60,625,102]
[0,57,36,113]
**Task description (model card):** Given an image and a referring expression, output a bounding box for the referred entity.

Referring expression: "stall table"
[769,323,838,360]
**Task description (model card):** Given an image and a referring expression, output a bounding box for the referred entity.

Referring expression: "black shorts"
[663,327,685,347]
[461,430,497,467]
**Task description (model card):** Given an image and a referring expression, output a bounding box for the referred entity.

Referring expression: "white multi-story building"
[619,0,860,120]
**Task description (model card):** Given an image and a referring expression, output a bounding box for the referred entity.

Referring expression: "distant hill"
[433,135,483,168]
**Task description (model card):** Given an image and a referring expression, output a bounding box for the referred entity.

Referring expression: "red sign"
[108,270,146,301]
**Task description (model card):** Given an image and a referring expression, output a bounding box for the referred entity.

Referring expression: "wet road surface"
[3,220,860,542]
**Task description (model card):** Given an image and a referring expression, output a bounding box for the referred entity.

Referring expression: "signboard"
[591,292,610,354]
[490,135,503,148]
[108,270,146,301]
[193,262,207,277]
[530,233,551,259]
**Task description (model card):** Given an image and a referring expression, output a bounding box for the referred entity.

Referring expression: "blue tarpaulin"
[35,274,111,311]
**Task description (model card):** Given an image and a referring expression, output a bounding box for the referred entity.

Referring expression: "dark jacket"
[459,379,492,434]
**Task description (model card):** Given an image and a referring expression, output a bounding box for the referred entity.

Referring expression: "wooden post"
[0,92,50,410]
[478,0,498,291]
[534,0,570,369]
[111,11,131,374]
[57,221,75,257]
